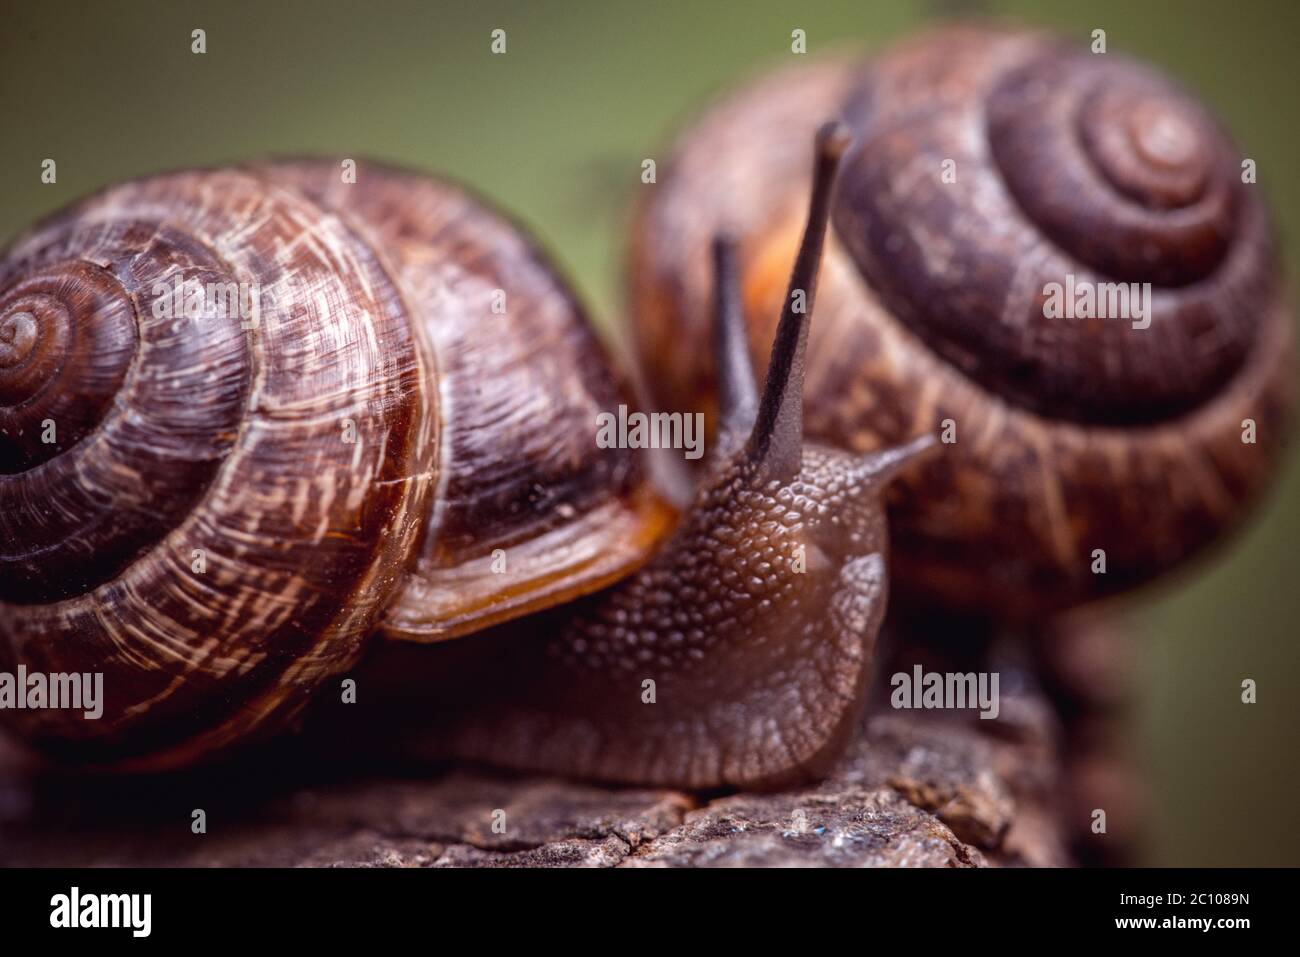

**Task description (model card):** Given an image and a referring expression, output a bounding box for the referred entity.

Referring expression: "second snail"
[0,25,1291,791]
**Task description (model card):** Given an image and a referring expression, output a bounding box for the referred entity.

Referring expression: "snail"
[2,24,1291,797]
[630,24,1294,622]
[0,123,934,789]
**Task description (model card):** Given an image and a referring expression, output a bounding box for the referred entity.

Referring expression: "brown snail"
[631,24,1294,621]
[0,126,932,788]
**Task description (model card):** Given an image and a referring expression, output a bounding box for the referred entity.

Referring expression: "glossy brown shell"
[255,163,674,641]
[0,161,670,766]
[628,26,1294,619]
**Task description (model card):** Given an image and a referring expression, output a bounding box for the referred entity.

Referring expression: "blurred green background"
[2,0,1296,865]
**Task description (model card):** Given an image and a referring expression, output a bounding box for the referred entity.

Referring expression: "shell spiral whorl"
[831,29,1277,425]
[0,261,138,473]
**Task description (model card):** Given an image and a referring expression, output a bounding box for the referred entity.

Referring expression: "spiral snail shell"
[630,24,1294,619]
[0,161,674,767]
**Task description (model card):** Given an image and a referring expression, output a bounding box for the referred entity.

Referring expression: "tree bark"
[0,684,1068,867]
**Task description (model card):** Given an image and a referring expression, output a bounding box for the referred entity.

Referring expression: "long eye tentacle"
[710,234,758,442]
[745,120,851,481]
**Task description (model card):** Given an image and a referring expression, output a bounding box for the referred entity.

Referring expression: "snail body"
[630,25,1294,620]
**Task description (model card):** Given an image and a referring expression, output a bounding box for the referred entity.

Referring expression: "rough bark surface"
[0,687,1068,867]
